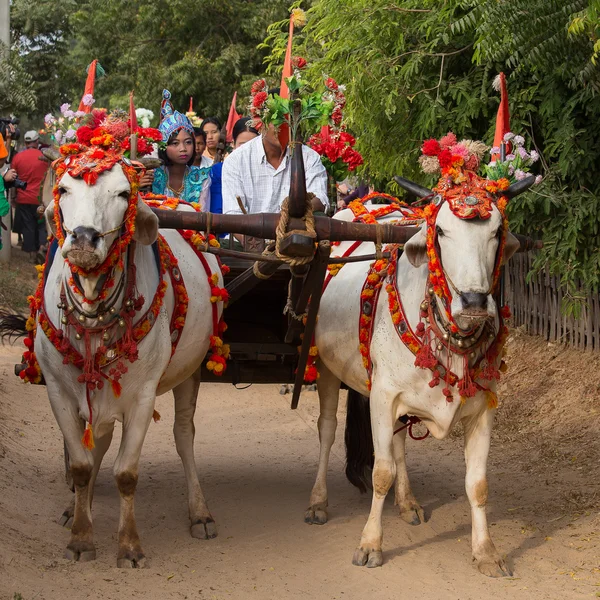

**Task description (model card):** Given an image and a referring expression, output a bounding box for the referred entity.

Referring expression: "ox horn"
[41,146,61,162]
[394,176,432,199]
[504,175,536,199]
[137,157,163,170]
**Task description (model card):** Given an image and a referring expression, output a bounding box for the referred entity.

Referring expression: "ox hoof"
[304,504,328,525]
[191,518,218,540]
[352,547,383,568]
[399,504,425,526]
[476,557,512,578]
[65,543,96,562]
[117,554,148,569]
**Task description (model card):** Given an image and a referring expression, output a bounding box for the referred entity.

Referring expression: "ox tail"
[344,388,374,493]
[0,310,28,340]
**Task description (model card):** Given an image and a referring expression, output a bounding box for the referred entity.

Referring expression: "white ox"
[306,188,524,577]
[38,164,221,567]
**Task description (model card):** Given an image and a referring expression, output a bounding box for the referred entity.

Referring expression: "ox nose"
[460,292,488,311]
[72,226,101,248]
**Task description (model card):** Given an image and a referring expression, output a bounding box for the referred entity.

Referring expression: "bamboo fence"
[507,253,600,351]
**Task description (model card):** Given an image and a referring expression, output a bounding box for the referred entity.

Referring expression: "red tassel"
[111,378,122,398]
[82,423,95,450]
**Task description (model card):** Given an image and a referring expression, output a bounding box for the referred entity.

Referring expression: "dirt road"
[0,335,598,600]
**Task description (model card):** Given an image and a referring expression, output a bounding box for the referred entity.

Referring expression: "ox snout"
[63,226,105,270]
[72,226,101,250]
[451,291,496,331]
[460,292,488,315]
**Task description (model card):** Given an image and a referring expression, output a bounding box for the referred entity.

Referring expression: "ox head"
[46,155,159,273]
[397,174,534,332]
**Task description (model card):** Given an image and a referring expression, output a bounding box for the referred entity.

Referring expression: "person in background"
[140,89,211,210]
[0,132,12,250]
[210,116,258,214]
[193,127,212,168]
[200,117,222,166]
[221,121,328,216]
[9,130,48,262]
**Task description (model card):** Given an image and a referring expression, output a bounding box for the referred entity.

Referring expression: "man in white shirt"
[222,124,328,215]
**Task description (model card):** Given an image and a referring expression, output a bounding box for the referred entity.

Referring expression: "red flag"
[78,59,98,113]
[277,18,295,150]
[129,90,138,134]
[492,73,510,160]
[225,92,241,143]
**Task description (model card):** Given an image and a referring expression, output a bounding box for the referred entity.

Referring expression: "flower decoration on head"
[248,60,361,180]
[483,131,542,185]
[418,132,488,179]
[159,89,195,143]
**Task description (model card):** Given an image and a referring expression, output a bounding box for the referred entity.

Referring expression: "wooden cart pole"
[291,240,331,409]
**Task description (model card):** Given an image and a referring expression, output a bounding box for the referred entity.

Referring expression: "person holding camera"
[8,130,48,261]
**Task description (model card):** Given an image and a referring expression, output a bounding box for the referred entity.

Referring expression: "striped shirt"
[221,136,328,215]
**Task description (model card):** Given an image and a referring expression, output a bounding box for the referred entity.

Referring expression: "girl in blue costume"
[143,90,211,210]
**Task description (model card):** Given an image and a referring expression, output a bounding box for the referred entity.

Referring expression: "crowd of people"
[0,127,50,263]
[0,85,367,263]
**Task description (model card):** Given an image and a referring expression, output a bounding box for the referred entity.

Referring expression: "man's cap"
[24,130,40,142]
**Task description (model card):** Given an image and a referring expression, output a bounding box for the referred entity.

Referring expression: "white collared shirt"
[221,136,328,215]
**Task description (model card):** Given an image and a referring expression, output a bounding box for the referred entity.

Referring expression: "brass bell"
[420,301,429,312]
[437,343,443,351]
[489,332,495,339]
[428,287,434,296]
[457,339,464,348]
[78,314,86,323]
[126,299,133,308]
[57,302,64,310]
[443,332,449,341]
[119,319,125,327]
[470,351,475,358]
[68,305,74,312]
[75,333,82,340]
[103,331,110,341]
[110,307,117,314]
[98,314,104,322]
[61,316,68,325]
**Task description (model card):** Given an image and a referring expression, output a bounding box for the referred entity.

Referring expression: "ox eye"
[118,191,130,200]
[57,187,67,195]
[436,225,444,237]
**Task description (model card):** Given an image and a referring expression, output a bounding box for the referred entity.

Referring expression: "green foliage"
[10,0,290,121]
[262,0,600,312]
[0,44,36,114]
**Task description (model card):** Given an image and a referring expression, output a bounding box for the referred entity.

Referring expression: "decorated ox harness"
[315,172,512,413]
[20,144,230,450]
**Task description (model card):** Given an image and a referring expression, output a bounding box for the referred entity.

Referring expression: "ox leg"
[60,425,114,529]
[173,373,217,540]
[463,408,511,577]
[46,392,96,561]
[113,401,154,568]
[392,426,425,525]
[305,363,341,525]
[353,386,395,568]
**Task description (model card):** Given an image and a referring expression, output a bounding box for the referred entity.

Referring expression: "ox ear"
[503,231,520,263]
[404,227,428,267]
[44,202,57,237]
[133,196,159,245]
